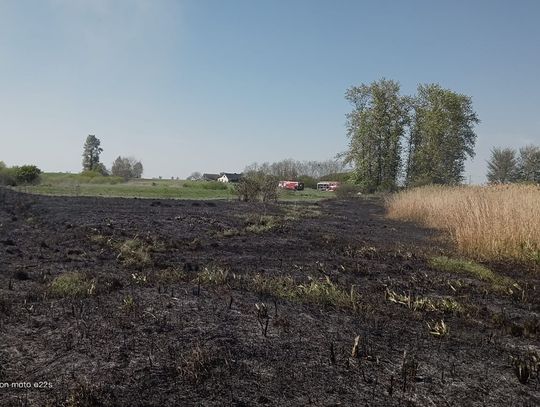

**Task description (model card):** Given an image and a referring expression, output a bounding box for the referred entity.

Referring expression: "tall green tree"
[345,79,409,192]
[486,147,518,184]
[517,145,540,183]
[406,84,479,186]
[82,135,103,172]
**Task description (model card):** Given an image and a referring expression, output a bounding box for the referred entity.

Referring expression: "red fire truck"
[278,181,305,191]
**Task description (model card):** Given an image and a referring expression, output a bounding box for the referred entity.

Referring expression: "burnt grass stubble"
[0,187,538,406]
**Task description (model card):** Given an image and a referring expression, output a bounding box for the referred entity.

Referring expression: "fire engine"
[316,181,340,191]
[278,181,305,191]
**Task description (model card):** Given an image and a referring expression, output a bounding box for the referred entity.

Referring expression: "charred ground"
[0,188,538,406]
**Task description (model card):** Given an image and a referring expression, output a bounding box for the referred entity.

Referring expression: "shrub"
[235,172,278,202]
[235,175,260,202]
[0,167,17,186]
[14,165,42,184]
[0,164,42,186]
[335,183,361,199]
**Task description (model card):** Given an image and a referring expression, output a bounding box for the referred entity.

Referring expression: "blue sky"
[1,0,539,182]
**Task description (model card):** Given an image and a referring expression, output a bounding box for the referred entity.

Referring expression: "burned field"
[0,188,539,406]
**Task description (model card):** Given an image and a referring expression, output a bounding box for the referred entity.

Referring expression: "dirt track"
[0,188,539,406]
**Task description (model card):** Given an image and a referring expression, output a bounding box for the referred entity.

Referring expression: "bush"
[14,165,42,185]
[235,176,260,202]
[0,164,41,186]
[235,172,278,202]
[0,167,17,186]
[334,183,361,199]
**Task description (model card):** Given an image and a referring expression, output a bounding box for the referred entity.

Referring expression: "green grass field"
[14,173,331,201]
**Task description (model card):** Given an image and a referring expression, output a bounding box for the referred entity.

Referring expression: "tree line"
[243,158,350,188]
[188,158,349,189]
[82,135,144,180]
[345,79,479,192]
[243,158,348,180]
[486,145,540,184]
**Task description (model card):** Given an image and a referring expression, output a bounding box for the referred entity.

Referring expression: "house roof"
[202,173,220,180]
[220,173,243,182]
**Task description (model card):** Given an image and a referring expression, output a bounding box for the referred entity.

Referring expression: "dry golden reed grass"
[386,184,540,263]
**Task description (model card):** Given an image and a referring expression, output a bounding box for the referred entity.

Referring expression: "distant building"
[218,173,243,183]
[202,173,220,181]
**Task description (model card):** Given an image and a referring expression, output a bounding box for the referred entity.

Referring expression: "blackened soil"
[0,188,539,406]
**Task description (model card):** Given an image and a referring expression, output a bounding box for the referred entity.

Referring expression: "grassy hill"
[15,172,329,201]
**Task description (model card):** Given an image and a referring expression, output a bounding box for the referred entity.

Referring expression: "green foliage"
[42,172,123,186]
[94,162,109,176]
[406,84,479,186]
[345,78,410,192]
[202,181,228,190]
[19,174,327,200]
[297,276,357,308]
[14,165,42,184]
[487,148,519,184]
[182,180,228,190]
[0,163,41,186]
[430,256,516,289]
[82,135,103,172]
[198,265,231,285]
[242,273,358,309]
[49,272,95,298]
[344,79,479,189]
[0,166,17,186]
